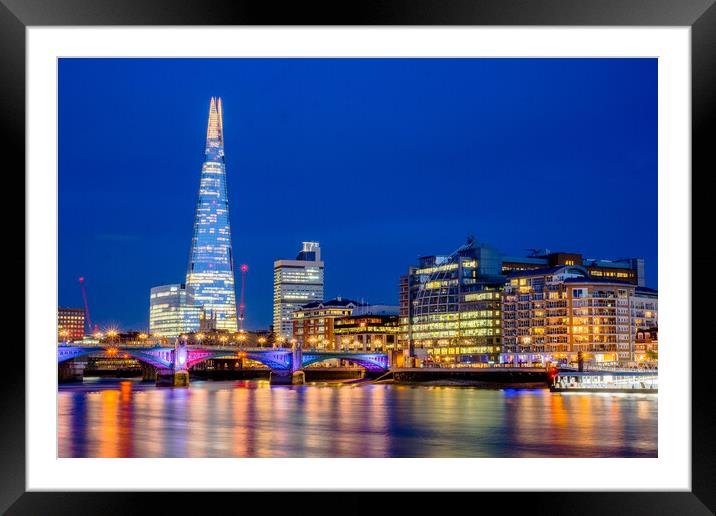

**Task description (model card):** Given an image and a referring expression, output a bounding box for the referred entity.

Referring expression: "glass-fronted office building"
[149,284,200,337]
[185,97,239,332]
[401,237,505,366]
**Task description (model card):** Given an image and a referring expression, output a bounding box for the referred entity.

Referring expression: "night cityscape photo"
[57,58,658,458]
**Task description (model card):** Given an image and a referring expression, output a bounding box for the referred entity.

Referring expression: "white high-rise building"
[273,242,324,339]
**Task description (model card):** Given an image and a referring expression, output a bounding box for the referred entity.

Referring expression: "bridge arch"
[301,353,389,372]
[124,349,174,370]
[185,349,293,372]
[57,346,174,370]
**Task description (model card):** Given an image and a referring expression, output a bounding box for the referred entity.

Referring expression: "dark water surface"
[58,379,657,458]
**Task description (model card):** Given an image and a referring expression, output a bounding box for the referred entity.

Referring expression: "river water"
[58,379,657,458]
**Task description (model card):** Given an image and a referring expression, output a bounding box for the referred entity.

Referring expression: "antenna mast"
[239,264,248,331]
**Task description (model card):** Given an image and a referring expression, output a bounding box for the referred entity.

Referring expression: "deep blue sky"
[59,58,657,331]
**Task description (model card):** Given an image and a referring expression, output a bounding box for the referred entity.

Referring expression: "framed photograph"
[4,0,712,513]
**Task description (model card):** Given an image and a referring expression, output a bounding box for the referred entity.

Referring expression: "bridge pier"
[152,369,187,387]
[173,370,190,387]
[155,369,191,387]
[140,362,158,382]
[58,359,86,383]
[168,338,190,387]
[269,370,305,385]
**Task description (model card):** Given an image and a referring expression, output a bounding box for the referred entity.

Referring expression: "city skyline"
[59,58,657,330]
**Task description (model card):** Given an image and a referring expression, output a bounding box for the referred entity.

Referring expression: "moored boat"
[550,371,657,393]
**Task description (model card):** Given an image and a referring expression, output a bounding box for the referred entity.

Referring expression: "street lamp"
[276,336,286,349]
[258,336,267,347]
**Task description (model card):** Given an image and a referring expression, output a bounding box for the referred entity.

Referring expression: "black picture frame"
[2,0,712,513]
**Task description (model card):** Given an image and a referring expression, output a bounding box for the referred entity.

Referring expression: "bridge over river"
[58,341,390,386]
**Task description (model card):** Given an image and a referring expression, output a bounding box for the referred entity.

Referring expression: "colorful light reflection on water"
[58,379,657,458]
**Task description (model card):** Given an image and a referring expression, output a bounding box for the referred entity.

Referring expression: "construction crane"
[239,264,248,332]
[78,276,97,335]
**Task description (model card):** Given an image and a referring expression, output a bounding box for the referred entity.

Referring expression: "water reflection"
[58,380,657,458]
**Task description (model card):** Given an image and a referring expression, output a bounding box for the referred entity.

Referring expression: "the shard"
[185,97,238,332]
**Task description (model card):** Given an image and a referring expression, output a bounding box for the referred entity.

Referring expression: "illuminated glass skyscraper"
[185,97,238,332]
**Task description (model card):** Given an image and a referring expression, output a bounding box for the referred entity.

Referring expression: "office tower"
[149,283,200,337]
[273,242,324,339]
[401,237,504,366]
[185,97,238,332]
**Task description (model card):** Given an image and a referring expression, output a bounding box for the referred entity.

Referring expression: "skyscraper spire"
[185,97,238,332]
[205,96,223,148]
